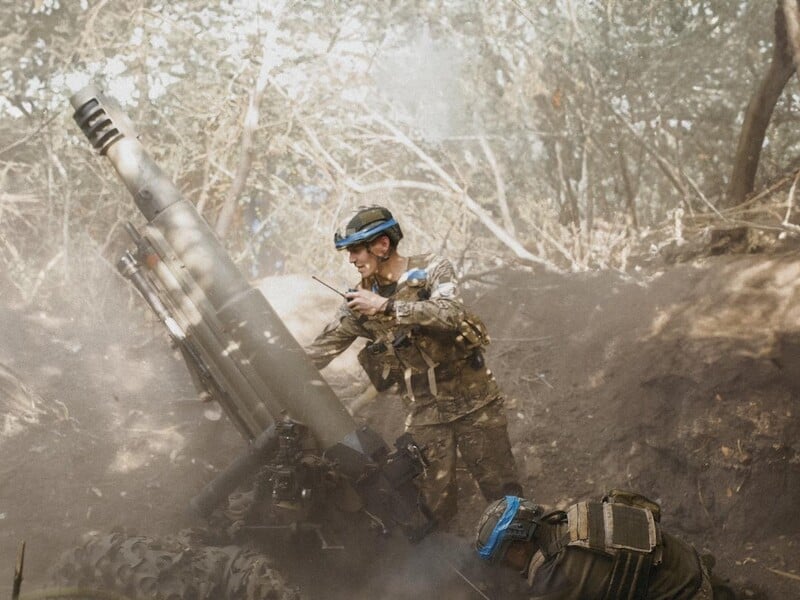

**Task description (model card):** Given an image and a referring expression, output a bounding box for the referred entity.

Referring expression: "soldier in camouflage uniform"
[306,206,522,525]
[474,491,731,599]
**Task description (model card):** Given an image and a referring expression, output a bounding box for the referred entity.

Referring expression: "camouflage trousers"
[696,564,714,599]
[406,399,519,524]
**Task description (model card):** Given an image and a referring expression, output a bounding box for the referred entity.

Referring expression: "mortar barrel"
[69,85,359,451]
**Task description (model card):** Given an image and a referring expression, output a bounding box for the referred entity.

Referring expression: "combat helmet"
[475,496,541,564]
[334,205,403,250]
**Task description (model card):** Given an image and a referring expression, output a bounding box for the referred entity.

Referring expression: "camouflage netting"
[49,531,302,600]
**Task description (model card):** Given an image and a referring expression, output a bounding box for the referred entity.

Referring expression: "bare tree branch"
[214,2,287,239]
[478,135,515,236]
[0,112,60,158]
[782,0,800,66]
[782,168,800,224]
[366,110,561,271]
[611,108,690,201]
[554,140,579,225]
[726,2,797,206]
[617,141,639,230]
[67,0,112,65]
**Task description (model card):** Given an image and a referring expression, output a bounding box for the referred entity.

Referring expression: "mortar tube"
[70,85,363,455]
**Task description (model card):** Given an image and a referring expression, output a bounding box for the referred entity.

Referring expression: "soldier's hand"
[345,289,389,316]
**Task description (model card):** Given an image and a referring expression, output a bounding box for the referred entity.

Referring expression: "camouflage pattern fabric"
[407,399,517,523]
[306,253,520,523]
[50,530,301,600]
[697,565,715,599]
[307,253,473,379]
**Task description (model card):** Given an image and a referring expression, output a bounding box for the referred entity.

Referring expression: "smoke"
[373,26,472,143]
[371,533,485,600]
[0,362,59,440]
[314,531,526,600]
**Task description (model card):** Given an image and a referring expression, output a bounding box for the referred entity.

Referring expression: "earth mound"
[0,251,798,598]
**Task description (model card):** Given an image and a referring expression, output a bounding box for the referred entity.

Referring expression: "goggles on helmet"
[334,217,399,250]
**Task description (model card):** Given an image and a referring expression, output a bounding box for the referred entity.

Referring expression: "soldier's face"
[348,243,377,277]
[503,541,533,572]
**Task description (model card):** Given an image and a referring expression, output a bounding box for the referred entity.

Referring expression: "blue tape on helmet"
[478,496,521,561]
[334,218,399,250]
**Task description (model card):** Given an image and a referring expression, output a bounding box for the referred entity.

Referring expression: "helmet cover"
[475,496,541,563]
[334,205,404,250]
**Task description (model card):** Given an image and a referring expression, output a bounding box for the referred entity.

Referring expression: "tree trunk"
[214,1,287,239]
[555,141,580,226]
[213,82,264,240]
[617,141,639,230]
[478,135,515,237]
[726,2,798,207]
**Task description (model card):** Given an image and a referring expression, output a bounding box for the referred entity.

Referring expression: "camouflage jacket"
[306,253,501,425]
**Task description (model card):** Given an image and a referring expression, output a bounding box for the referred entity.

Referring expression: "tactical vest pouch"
[564,501,661,600]
[565,501,659,556]
[603,488,662,522]
[357,343,399,392]
[456,311,491,351]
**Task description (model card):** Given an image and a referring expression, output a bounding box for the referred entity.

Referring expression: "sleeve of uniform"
[393,255,466,330]
[305,303,364,370]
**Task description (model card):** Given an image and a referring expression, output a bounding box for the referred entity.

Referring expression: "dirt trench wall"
[2,255,799,598]
[462,254,799,595]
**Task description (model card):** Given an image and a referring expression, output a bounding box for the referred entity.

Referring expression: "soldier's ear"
[370,234,391,253]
